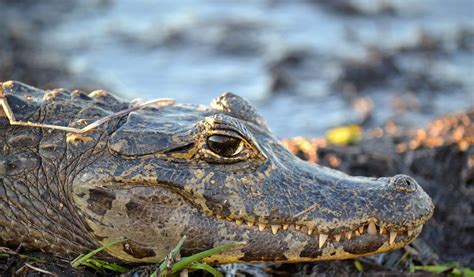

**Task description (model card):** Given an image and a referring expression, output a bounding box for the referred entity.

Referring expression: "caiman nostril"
[389,174,418,193]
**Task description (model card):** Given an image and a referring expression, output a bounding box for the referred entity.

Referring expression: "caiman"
[0,81,434,263]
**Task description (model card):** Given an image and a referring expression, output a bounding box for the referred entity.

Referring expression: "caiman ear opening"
[210,92,268,130]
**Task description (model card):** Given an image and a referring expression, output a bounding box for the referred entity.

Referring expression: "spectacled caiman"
[0,81,433,263]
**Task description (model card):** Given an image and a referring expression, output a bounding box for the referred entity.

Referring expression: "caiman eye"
[207,135,244,157]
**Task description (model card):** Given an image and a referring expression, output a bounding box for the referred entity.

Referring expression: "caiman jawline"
[206,210,424,249]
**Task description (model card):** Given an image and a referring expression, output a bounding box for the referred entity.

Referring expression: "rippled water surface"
[45,0,473,137]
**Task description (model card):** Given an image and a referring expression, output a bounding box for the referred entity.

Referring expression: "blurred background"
[1,0,472,138]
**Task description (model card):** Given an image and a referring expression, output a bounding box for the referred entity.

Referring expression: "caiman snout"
[389,174,418,193]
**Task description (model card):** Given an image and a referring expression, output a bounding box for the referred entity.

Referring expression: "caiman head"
[0,81,434,263]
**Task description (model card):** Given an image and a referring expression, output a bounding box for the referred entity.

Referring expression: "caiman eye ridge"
[206,134,244,157]
[209,213,423,249]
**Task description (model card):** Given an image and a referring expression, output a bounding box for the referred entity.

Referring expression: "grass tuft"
[71,238,129,273]
[157,236,241,277]
[70,236,241,276]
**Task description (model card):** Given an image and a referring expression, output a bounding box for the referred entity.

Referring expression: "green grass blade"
[464,268,474,277]
[159,235,187,274]
[354,260,364,272]
[71,238,127,268]
[414,263,474,277]
[170,242,239,274]
[81,261,100,271]
[86,258,129,273]
[189,262,223,277]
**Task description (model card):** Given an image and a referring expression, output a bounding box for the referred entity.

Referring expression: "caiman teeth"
[217,215,422,247]
[368,221,377,235]
[389,230,397,244]
[271,225,279,235]
[346,231,352,240]
[319,233,328,248]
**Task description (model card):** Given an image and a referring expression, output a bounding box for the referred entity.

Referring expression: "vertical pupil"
[207,135,241,157]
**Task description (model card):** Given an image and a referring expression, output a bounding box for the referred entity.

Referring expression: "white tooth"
[271,225,280,235]
[407,229,413,236]
[258,223,266,232]
[368,222,377,235]
[346,231,352,240]
[389,231,397,244]
[334,234,342,242]
[282,224,289,230]
[319,233,328,248]
[358,226,364,234]
[247,221,255,227]
[307,227,314,235]
[355,230,361,236]
[379,226,385,235]
[235,220,243,225]
[295,225,301,230]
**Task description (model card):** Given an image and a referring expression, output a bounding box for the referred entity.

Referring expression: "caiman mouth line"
[206,211,424,249]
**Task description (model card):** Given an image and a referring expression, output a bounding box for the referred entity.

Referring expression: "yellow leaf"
[325,125,362,146]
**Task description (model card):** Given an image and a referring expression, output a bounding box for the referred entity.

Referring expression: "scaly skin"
[0,81,434,263]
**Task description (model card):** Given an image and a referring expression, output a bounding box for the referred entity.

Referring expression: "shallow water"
[45,0,473,137]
